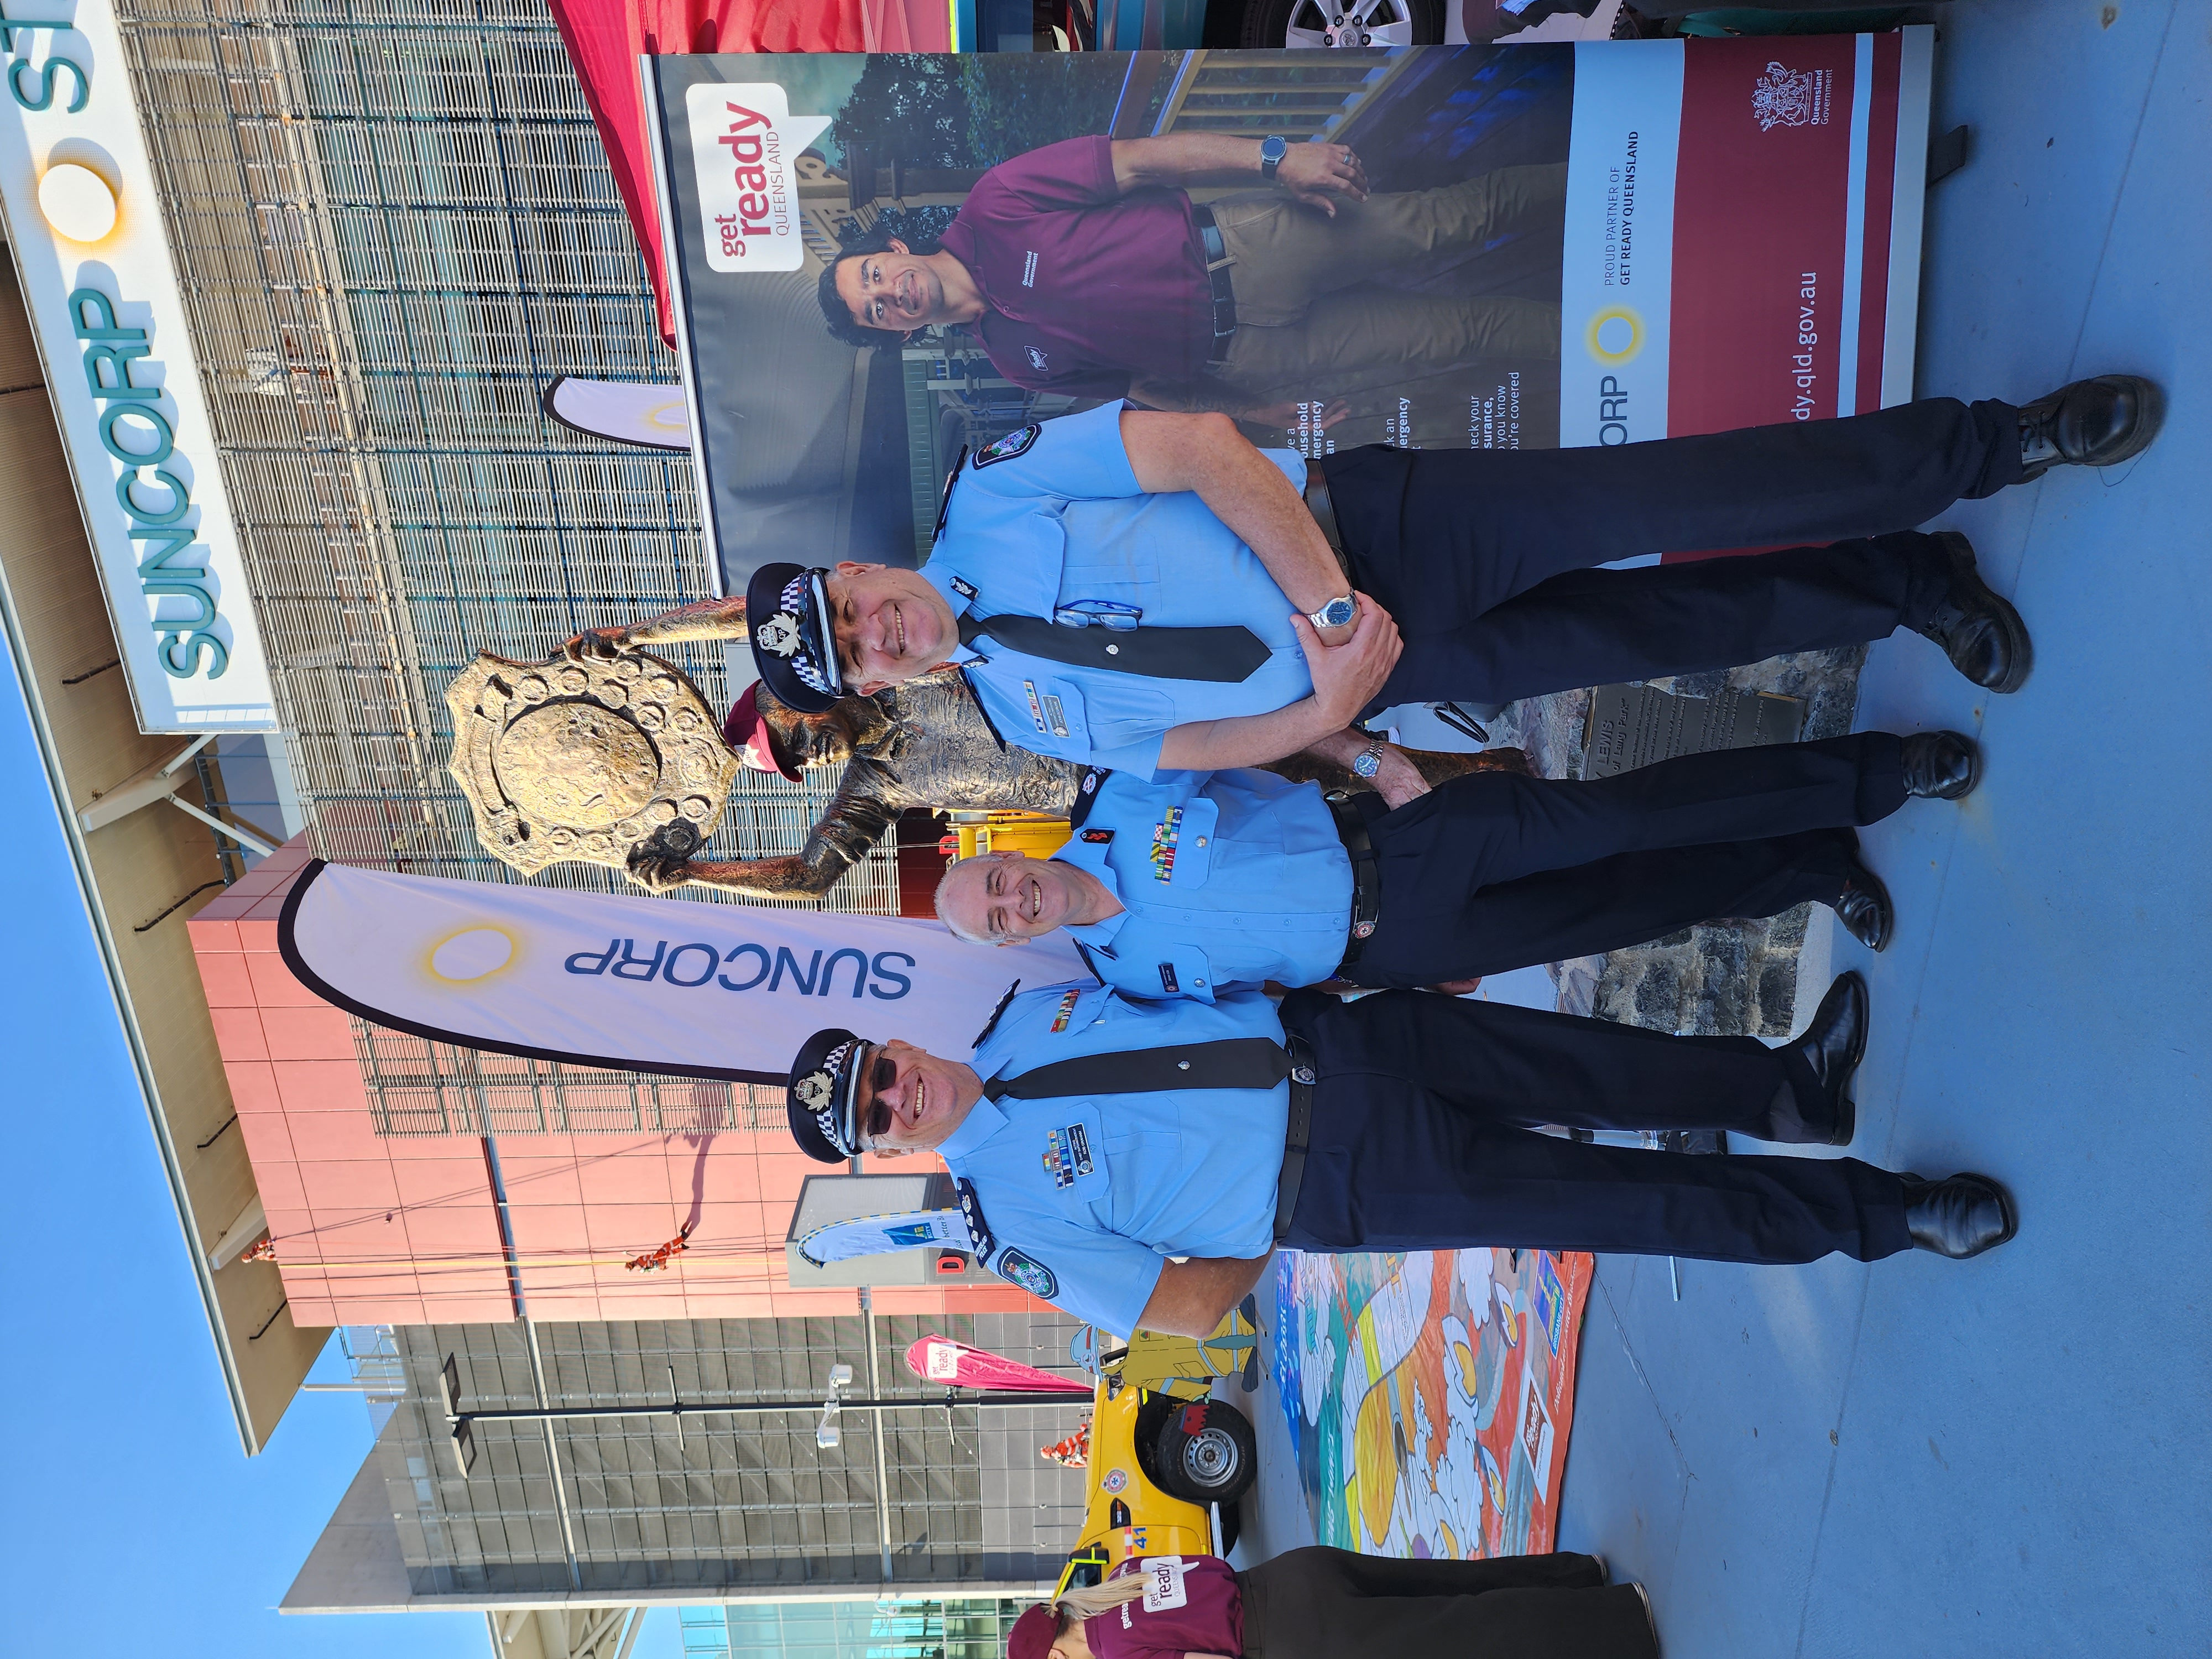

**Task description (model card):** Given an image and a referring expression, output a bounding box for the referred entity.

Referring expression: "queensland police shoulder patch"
[994,1246,1058,1300]
[973,424,1040,468]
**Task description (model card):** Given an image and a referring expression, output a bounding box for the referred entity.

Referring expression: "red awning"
[550,0,949,343]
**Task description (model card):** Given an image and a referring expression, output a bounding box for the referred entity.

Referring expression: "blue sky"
[0,627,684,1657]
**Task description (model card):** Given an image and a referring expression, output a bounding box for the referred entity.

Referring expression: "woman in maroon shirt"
[1006,1549,1658,1659]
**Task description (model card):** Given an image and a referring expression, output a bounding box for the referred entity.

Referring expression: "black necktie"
[957,611,1270,684]
[982,1037,1292,1104]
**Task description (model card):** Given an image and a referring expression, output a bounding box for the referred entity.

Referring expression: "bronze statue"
[446,595,1527,902]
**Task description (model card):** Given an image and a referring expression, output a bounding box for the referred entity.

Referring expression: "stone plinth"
[1485,644,1866,1037]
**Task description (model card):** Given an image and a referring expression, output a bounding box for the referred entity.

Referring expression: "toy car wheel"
[1154,1400,1257,1504]
[1238,0,1443,50]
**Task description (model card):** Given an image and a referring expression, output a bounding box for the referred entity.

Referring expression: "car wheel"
[1154,1399,1258,1504]
[1237,0,1444,50]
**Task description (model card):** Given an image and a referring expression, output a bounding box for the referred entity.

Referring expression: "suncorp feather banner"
[278,860,1086,1083]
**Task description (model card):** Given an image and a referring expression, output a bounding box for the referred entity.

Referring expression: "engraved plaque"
[445,647,739,884]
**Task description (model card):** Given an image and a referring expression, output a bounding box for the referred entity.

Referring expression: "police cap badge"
[786,1026,874,1164]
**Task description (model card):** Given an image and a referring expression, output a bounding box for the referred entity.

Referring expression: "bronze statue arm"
[564,596,750,661]
[626,767,902,901]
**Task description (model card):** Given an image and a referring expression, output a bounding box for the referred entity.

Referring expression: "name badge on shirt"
[1142,1557,1189,1612]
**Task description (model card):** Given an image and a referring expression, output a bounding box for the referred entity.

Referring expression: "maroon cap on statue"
[722,684,802,782]
[1006,1603,1057,1659]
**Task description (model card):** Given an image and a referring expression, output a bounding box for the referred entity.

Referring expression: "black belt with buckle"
[1326,789,1381,969]
[1191,204,1238,366]
[1273,1032,1317,1244]
[1302,452,1349,576]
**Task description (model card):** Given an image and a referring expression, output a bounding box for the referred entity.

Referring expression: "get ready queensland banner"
[279,859,1086,1084]
[644,35,1929,594]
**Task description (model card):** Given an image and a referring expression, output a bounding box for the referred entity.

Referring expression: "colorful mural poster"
[1273,1246,1593,1559]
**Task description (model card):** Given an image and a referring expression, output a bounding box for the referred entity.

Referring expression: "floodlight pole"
[452,1388,1084,1424]
[438,1351,1083,1478]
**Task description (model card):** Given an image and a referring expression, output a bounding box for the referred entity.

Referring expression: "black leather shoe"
[1785,972,1865,1146]
[2018,374,2164,479]
[1913,531,2033,694]
[1901,1172,2017,1258]
[1901,731,1980,800]
[1832,857,1893,952]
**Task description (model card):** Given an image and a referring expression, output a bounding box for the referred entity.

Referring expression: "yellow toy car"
[1052,1300,1261,1594]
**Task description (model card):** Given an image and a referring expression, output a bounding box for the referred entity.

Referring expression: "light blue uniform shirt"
[922,401,1316,780]
[940,980,1290,1335]
[1059,767,1353,1001]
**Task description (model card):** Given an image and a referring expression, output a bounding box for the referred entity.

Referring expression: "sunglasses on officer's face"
[858,1053,900,1141]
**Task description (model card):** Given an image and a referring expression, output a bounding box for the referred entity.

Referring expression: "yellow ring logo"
[427,926,518,984]
[1585,307,1644,365]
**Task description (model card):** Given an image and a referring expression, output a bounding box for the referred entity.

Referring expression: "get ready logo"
[687,82,830,273]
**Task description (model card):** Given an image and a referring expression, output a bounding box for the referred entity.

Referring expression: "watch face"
[1261,135,1287,161]
[1317,597,1357,628]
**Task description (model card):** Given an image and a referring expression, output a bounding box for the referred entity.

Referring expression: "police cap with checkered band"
[786,1026,875,1164]
[745,562,842,716]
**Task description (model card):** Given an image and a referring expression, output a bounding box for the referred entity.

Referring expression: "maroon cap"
[722,684,802,781]
[1006,1604,1057,1659]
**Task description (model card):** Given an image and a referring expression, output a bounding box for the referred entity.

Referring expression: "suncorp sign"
[0,0,275,731]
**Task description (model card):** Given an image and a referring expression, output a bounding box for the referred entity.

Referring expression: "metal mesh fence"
[357,1022,794,1138]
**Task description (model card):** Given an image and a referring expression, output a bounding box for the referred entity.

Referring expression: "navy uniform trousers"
[1277,988,1914,1265]
[1239,1547,1653,1659]
[1320,395,2025,706]
[1344,731,1902,987]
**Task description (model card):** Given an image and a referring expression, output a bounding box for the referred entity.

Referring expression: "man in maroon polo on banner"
[816,133,1563,427]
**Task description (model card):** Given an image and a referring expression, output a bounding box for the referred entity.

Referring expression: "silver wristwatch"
[1307,593,1357,629]
[1350,738,1387,780]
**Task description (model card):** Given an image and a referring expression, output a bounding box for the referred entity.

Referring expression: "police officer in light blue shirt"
[733,401,1407,784]
[943,765,1355,1002]
[933,726,1992,997]
[781,978,2019,1338]
[718,386,2172,779]
[784,983,1291,1335]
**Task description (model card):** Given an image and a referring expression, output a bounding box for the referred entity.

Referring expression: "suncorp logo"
[1585,307,1644,445]
[565,936,915,1000]
[687,82,831,274]
[1586,306,1644,364]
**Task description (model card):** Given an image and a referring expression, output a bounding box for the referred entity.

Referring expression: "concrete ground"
[1238,6,2211,1653]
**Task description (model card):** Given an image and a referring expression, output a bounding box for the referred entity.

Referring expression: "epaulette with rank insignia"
[931,446,968,545]
[1067,766,1110,828]
[955,1177,997,1260]
[969,978,1021,1049]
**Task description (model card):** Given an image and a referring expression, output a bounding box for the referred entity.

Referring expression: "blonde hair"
[1051,1572,1154,1623]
